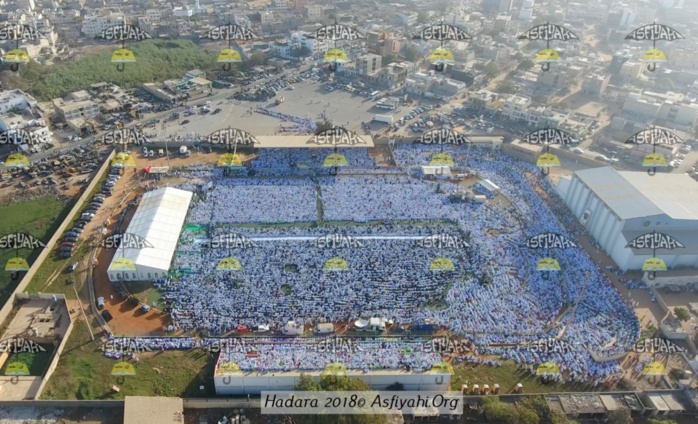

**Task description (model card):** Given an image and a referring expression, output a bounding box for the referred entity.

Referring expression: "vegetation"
[294,374,388,424]
[0,197,67,307]
[647,419,678,424]
[484,62,500,79]
[497,81,518,94]
[404,45,420,62]
[674,307,690,322]
[607,410,632,424]
[518,58,535,71]
[41,323,214,399]
[481,396,578,424]
[3,40,217,101]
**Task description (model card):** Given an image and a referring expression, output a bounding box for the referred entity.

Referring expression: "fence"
[0,149,115,329]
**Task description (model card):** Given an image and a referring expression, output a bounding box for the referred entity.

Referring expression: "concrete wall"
[0,149,116,330]
[34,316,74,399]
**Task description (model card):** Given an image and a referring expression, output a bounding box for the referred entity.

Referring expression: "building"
[483,0,513,13]
[556,167,698,271]
[81,12,125,37]
[107,187,193,283]
[397,11,417,27]
[0,113,52,145]
[52,97,100,131]
[356,53,381,76]
[623,90,698,129]
[581,74,611,97]
[305,4,322,20]
[0,90,38,114]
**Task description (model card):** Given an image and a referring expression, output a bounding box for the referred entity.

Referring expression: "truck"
[372,114,393,125]
[276,96,285,105]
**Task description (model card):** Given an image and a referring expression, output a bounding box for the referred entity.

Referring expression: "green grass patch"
[280,284,293,295]
[452,360,594,394]
[0,344,54,376]
[4,40,217,101]
[0,198,67,307]
[40,323,216,399]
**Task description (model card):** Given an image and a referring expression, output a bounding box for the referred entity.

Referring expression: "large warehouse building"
[107,187,193,282]
[556,167,698,272]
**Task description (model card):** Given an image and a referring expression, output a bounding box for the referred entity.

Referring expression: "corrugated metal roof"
[108,187,193,274]
[574,167,698,220]
[124,396,184,424]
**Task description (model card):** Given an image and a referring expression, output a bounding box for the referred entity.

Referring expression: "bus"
[370,91,381,98]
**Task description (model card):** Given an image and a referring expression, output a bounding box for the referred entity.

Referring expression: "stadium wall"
[214,373,451,395]
[0,150,116,329]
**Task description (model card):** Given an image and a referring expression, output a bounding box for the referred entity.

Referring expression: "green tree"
[294,374,388,424]
[516,406,540,424]
[648,419,678,424]
[675,307,690,322]
[497,81,517,94]
[484,62,500,78]
[417,11,429,24]
[404,45,420,62]
[481,397,517,424]
[518,58,535,71]
[293,46,312,57]
[315,120,335,134]
[607,410,632,424]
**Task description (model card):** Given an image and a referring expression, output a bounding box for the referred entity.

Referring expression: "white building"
[0,90,38,114]
[0,113,52,145]
[623,90,698,129]
[397,11,418,27]
[107,187,194,282]
[305,4,322,20]
[557,167,698,272]
[81,12,125,37]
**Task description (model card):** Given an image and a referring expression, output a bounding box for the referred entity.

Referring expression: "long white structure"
[107,187,193,282]
[557,167,698,272]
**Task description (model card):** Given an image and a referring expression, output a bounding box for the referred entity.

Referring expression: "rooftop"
[574,167,698,221]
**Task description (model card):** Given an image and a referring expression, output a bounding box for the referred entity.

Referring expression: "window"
[132,273,137,279]
[147,272,152,279]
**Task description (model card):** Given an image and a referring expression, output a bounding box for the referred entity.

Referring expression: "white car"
[573,147,584,154]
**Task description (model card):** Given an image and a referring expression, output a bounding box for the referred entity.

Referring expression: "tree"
[607,410,632,424]
[516,406,540,424]
[648,419,678,424]
[404,45,420,62]
[293,46,312,58]
[484,62,500,78]
[518,58,535,71]
[481,397,517,424]
[675,307,690,322]
[417,11,429,24]
[497,81,517,94]
[294,374,388,424]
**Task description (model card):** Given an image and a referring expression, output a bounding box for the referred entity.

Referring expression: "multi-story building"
[81,12,125,37]
[465,90,499,110]
[622,90,698,129]
[566,1,610,23]
[619,61,643,80]
[581,74,611,97]
[483,0,513,14]
[52,98,100,122]
[356,53,381,76]
[272,0,292,10]
[0,113,52,145]
[494,14,511,32]
[305,4,322,20]
[397,11,417,27]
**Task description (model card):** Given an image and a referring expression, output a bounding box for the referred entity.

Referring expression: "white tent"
[107,187,193,282]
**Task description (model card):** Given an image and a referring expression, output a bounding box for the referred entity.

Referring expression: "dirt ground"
[86,150,227,336]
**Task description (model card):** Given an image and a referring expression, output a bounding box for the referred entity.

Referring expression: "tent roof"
[108,187,193,273]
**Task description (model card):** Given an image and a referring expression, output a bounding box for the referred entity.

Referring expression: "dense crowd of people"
[114,143,642,382]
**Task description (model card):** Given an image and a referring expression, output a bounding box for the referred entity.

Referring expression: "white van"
[315,323,334,334]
